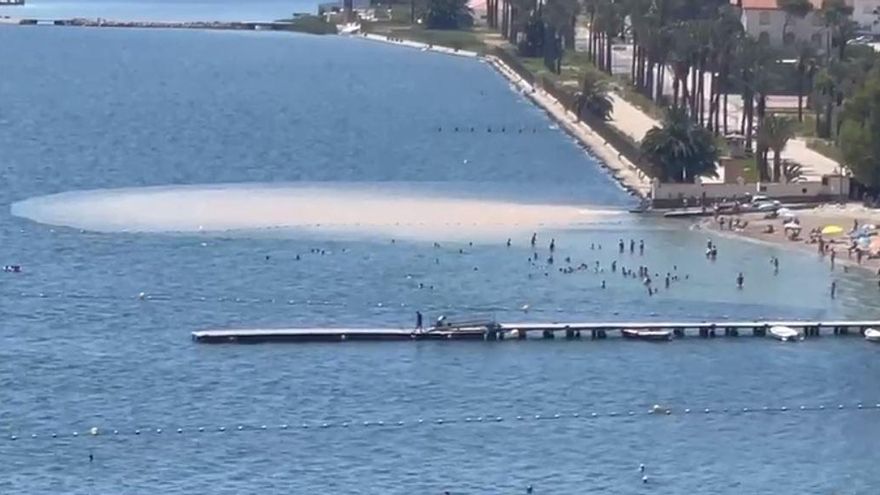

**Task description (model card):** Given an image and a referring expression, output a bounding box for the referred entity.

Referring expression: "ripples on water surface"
[0,26,879,495]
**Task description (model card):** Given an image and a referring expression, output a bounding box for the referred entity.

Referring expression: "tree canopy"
[640,107,719,183]
[840,69,880,187]
[575,70,613,121]
[424,0,472,29]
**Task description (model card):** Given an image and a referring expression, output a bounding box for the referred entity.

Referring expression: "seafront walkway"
[575,27,845,181]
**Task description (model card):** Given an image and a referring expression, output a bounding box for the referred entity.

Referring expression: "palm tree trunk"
[605,32,612,74]
[797,69,804,123]
[745,91,754,151]
[697,61,706,127]
[502,0,508,38]
[773,150,782,182]
[656,64,665,102]
[709,72,717,133]
[672,76,680,108]
[631,35,638,82]
[722,86,728,135]
[690,66,698,121]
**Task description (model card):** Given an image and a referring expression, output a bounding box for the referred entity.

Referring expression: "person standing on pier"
[830,249,836,269]
[639,240,644,255]
[736,272,744,289]
[618,239,624,253]
[416,311,423,331]
[549,239,555,253]
[530,233,537,247]
[830,281,837,299]
[629,239,635,254]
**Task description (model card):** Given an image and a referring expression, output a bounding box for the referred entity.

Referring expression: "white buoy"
[642,475,649,484]
[138,292,146,300]
[639,463,645,472]
[521,304,529,312]
[90,427,99,436]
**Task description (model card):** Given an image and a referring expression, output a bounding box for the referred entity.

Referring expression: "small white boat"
[622,328,672,341]
[769,325,803,342]
[865,328,880,342]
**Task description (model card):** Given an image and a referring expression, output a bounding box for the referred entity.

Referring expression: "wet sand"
[699,203,880,276]
[11,184,621,240]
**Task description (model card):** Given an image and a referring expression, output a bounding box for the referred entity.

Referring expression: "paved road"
[574,27,844,180]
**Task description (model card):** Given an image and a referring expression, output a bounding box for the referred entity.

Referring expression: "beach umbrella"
[783,222,801,230]
[821,225,844,236]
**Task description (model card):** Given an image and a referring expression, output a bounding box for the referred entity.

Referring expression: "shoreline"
[2,18,649,200]
[353,33,651,199]
[698,206,880,278]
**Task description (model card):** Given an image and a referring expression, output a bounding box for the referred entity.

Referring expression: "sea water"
[0,26,879,495]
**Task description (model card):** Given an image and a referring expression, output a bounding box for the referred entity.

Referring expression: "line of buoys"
[8,402,878,443]
[435,126,542,134]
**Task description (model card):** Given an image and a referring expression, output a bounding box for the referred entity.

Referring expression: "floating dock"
[192,320,880,344]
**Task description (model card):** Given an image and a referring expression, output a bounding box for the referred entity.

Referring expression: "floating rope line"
[7,402,879,443]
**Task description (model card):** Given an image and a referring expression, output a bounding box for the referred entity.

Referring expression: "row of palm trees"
[485,0,871,183]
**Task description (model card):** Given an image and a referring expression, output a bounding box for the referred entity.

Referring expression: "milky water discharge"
[11,183,621,240]
[3,26,880,495]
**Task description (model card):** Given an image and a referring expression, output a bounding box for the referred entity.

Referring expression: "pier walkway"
[192,319,880,343]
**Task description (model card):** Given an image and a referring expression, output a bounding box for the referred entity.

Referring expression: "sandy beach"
[700,203,880,277]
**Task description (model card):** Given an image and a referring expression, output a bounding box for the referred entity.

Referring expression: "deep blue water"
[1,26,879,495]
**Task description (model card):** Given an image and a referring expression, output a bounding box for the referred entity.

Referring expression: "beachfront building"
[734,0,835,49]
[853,0,880,34]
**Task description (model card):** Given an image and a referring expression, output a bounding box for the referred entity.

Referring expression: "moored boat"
[622,328,672,341]
[769,325,803,342]
[865,328,880,342]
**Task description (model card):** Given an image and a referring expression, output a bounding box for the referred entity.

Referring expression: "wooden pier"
[191,319,880,344]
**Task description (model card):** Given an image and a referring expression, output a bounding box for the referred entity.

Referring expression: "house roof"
[734,0,825,10]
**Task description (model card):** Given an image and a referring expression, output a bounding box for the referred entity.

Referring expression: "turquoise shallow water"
[1,26,879,494]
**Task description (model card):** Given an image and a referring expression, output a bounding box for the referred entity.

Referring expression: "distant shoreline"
[355,32,650,201]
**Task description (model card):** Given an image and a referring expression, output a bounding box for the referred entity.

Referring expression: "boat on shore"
[622,328,672,341]
[865,328,880,342]
[769,325,803,342]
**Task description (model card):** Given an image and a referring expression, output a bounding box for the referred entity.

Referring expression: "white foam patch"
[11,183,621,240]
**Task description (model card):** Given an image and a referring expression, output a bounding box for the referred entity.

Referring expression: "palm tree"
[575,71,614,120]
[778,0,813,47]
[820,0,854,61]
[756,115,797,181]
[794,42,817,122]
[640,107,719,182]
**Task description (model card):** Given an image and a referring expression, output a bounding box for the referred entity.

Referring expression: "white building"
[735,0,835,49]
[853,0,880,34]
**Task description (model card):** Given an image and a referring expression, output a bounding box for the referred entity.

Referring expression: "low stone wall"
[537,75,649,178]
[491,47,535,86]
[651,177,851,208]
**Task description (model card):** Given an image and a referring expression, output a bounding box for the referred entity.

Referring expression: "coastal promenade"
[590,34,846,181]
